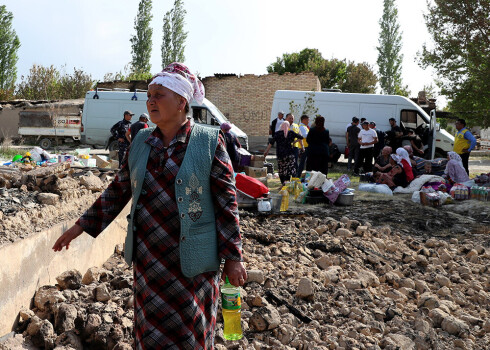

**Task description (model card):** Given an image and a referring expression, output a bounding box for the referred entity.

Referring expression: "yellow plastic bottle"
[221,277,243,340]
[280,186,289,211]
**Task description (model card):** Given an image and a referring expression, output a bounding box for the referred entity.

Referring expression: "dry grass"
[0,138,28,161]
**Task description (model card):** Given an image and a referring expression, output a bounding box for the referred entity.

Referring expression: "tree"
[161,0,188,67]
[342,62,378,94]
[376,0,408,96]
[130,0,153,75]
[17,64,93,100]
[419,0,490,127]
[267,48,378,93]
[0,5,20,99]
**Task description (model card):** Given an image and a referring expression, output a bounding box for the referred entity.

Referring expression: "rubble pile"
[0,163,113,246]
[6,210,489,350]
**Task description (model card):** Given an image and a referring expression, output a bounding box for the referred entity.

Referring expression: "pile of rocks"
[0,163,113,246]
[4,212,490,350]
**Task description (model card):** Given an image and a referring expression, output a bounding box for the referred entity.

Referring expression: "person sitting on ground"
[396,147,415,183]
[374,154,409,189]
[374,146,393,173]
[444,151,470,184]
[221,122,241,171]
[403,145,418,167]
[407,130,425,157]
[328,138,341,166]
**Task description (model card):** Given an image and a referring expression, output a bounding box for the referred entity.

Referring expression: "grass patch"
[0,139,30,162]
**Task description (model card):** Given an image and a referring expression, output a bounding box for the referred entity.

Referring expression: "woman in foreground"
[53,63,246,349]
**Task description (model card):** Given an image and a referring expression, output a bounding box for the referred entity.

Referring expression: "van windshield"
[206,102,228,122]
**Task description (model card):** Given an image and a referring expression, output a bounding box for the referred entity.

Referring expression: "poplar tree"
[376,0,408,96]
[0,5,20,96]
[130,0,153,75]
[161,0,188,67]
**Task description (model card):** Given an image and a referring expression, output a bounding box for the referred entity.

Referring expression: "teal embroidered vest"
[126,124,221,277]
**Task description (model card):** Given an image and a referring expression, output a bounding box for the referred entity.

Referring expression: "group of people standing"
[110,111,150,165]
[266,112,341,184]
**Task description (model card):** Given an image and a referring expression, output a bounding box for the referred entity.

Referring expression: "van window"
[193,107,207,124]
[401,110,427,129]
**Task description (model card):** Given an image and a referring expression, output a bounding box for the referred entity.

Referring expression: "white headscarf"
[391,154,402,166]
[149,62,205,105]
[396,147,412,168]
[445,151,465,174]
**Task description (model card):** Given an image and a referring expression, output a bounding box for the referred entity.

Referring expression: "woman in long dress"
[305,115,330,176]
[53,63,247,349]
[273,120,303,184]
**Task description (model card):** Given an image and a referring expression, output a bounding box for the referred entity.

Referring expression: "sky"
[4,0,443,105]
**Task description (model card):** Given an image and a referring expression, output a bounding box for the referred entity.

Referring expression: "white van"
[81,89,248,150]
[270,90,454,159]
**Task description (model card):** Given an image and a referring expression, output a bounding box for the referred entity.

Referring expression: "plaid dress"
[77,119,243,349]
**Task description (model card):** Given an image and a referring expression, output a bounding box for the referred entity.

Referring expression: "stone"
[84,314,102,336]
[53,303,78,334]
[435,274,451,288]
[80,174,104,191]
[249,305,281,331]
[55,330,83,350]
[315,225,328,234]
[19,307,35,321]
[355,225,368,235]
[335,228,352,238]
[246,269,265,284]
[56,269,82,290]
[34,285,67,311]
[442,315,470,338]
[296,277,315,299]
[343,278,363,290]
[315,255,331,270]
[323,266,342,284]
[82,267,101,285]
[428,308,448,327]
[385,333,416,350]
[358,270,380,287]
[414,318,431,334]
[94,283,111,302]
[37,192,60,205]
[27,316,55,348]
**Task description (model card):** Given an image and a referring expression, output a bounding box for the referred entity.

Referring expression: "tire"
[434,149,447,159]
[39,138,52,149]
[108,140,119,152]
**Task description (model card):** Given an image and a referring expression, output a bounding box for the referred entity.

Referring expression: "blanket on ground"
[393,174,444,194]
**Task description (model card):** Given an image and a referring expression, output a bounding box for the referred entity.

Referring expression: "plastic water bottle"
[221,277,243,340]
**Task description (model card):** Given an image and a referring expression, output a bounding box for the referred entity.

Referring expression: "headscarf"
[280,120,290,137]
[391,154,402,166]
[220,122,232,132]
[396,148,412,168]
[149,62,205,105]
[445,151,464,174]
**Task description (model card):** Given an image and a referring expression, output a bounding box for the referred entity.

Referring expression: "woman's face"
[146,85,186,126]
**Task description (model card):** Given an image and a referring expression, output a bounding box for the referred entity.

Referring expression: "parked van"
[81,89,248,150]
[270,90,454,159]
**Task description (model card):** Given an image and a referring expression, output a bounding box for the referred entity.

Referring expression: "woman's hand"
[222,260,247,287]
[52,224,84,252]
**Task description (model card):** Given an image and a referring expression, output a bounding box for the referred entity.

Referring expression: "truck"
[270,90,454,159]
[18,110,82,149]
[81,89,249,150]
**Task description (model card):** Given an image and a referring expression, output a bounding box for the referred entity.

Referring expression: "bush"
[16,64,94,100]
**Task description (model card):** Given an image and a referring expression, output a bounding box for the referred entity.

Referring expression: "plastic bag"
[307,171,326,189]
[358,183,393,196]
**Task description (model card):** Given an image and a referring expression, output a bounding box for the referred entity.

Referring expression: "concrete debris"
[3,207,488,350]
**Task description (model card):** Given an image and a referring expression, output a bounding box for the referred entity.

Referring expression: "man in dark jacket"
[110,110,133,165]
[126,113,149,143]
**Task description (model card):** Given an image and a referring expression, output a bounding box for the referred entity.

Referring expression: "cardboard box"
[110,160,119,169]
[245,166,267,178]
[250,160,264,168]
[94,155,111,168]
[80,158,96,167]
[109,150,118,160]
[252,154,265,162]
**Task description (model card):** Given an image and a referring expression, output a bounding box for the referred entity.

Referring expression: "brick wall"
[202,73,320,137]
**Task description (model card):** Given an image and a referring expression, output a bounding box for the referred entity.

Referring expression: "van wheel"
[108,140,119,152]
[434,149,447,159]
[39,138,52,149]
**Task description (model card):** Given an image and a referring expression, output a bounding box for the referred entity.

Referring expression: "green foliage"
[267,48,378,93]
[376,0,408,95]
[16,64,93,100]
[419,0,489,127]
[161,0,188,68]
[0,5,20,99]
[130,0,153,75]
